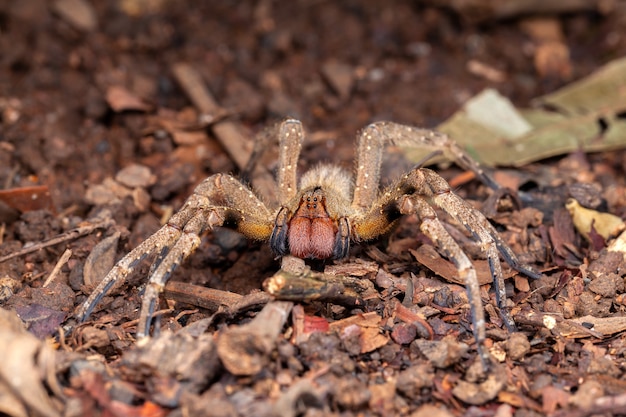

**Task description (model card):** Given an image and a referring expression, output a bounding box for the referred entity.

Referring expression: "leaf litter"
[1,3,626,416]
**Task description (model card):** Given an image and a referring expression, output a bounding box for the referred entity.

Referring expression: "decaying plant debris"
[1,1,626,416]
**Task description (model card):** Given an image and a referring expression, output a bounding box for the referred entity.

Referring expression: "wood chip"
[52,0,98,32]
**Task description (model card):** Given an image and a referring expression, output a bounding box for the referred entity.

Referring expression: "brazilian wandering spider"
[76,119,541,367]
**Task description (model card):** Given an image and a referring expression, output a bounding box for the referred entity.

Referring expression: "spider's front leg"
[353,167,540,369]
[76,174,274,337]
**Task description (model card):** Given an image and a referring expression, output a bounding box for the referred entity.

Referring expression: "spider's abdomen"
[287,188,337,259]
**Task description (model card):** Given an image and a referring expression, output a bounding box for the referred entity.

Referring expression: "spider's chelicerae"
[76,119,540,365]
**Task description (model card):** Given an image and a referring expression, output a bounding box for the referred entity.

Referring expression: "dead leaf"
[82,232,120,290]
[409,245,516,285]
[566,198,625,242]
[14,304,66,339]
[404,57,626,167]
[329,312,389,354]
[106,86,152,112]
[0,309,61,417]
[0,185,54,213]
[569,315,626,337]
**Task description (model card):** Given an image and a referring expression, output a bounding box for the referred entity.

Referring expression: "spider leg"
[372,122,501,191]
[412,168,539,330]
[75,202,201,322]
[352,122,502,212]
[137,210,207,337]
[75,174,274,335]
[398,194,490,369]
[352,166,540,367]
[276,119,304,206]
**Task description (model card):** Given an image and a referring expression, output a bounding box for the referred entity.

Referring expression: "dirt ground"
[1,1,626,416]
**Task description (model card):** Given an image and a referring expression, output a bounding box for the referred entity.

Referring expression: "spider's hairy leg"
[75,219,186,322]
[352,123,384,211]
[365,122,502,192]
[76,174,274,336]
[277,119,304,205]
[136,209,207,337]
[400,195,490,369]
[413,168,539,330]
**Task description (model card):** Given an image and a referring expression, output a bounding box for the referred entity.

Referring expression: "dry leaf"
[565,198,625,242]
[106,85,152,112]
[0,309,61,417]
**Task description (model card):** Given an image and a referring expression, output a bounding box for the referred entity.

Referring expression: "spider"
[76,119,540,365]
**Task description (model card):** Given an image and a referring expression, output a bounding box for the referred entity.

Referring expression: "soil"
[1,1,626,416]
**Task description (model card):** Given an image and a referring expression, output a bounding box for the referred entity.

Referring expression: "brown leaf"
[410,245,515,285]
[14,304,66,339]
[0,309,61,417]
[329,312,389,354]
[0,185,54,213]
[82,232,120,290]
[106,86,152,112]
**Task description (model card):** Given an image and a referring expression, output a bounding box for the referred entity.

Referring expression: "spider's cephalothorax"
[76,119,541,366]
[270,165,353,260]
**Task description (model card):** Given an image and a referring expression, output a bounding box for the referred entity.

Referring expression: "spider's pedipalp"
[272,163,354,260]
[270,207,290,256]
[333,217,351,259]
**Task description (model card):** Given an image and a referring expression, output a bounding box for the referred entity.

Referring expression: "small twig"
[42,249,72,287]
[163,280,272,314]
[0,216,114,264]
[173,308,199,323]
[171,62,276,200]
[263,268,365,306]
[171,63,251,169]
[120,308,175,332]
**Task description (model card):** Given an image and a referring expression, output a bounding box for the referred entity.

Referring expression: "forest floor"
[1,1,626,416]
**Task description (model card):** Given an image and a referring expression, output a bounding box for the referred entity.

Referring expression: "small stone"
[321,61,354,99]
[506,332,531,361]
[396,364,434,398]
[413,335,468,368]
[409,404,454,417]
[391,323,417,345]
[115,164,156,189]
[569,380,604,409]
[588,273,619,298]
